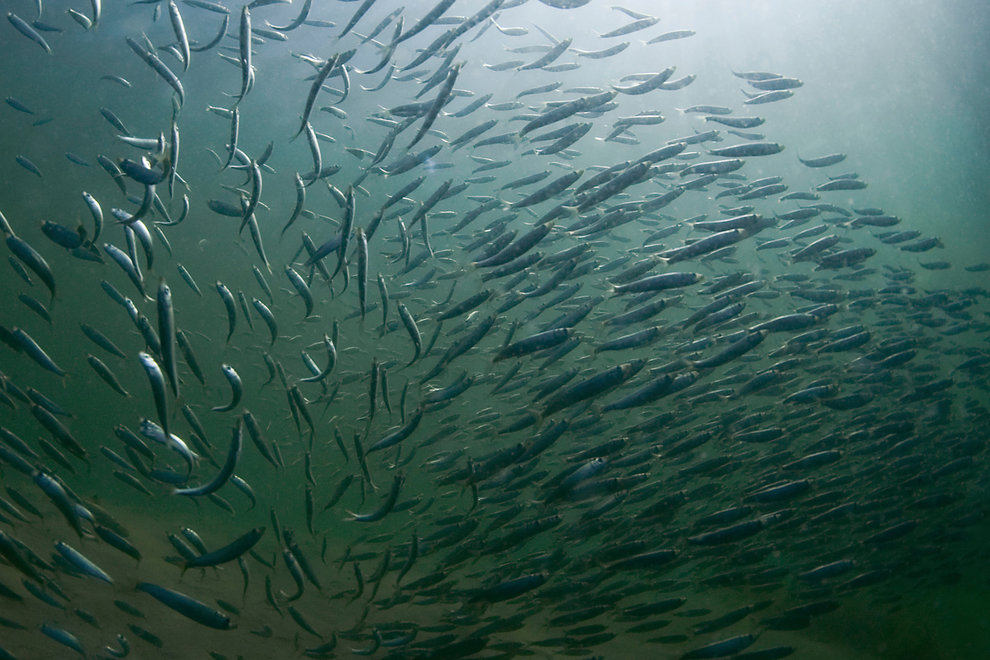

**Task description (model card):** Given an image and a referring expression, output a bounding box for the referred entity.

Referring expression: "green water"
[0,1,988,658]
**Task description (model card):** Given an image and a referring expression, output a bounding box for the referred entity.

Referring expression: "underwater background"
[0,1,988,658]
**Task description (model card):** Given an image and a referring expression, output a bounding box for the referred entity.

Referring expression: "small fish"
[347,474,403,522]
[5,96,34,114]
[7,12,52,54]
[212,364,243,412]
[396,302,422,366]
[15,155,42,177]
[136,582,233,629]
[174,422,241,496]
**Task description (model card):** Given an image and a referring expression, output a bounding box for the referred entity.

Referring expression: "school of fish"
[0,1,987,659]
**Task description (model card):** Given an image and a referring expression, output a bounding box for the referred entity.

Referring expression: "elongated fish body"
[125,37,184,106]
[296,52,342,138]
[213,364,243,412]
[612,66,675,94]
[367,407,423,454]
[40,624,85,657]
[215,281,237,342]
[395,0,456,45]
[348,474,403,522]
[268,0,312,31]
[174,422,241,496]
[511,170,583,209]
[331,185,356,282]
[692,329,768,369]
[284,265,313,317]
[339,0,377,39]
[11,326,65,376]
[168,1,190,72]
[167,262,197,297]
[157,281,178,397]
[476,224,549,269]
[799,153,846,167]
[710,141,784,157]
[437,289,493,321]
[612,271,702,295]
[138,352,170,444]
[78,323,124,359]
[237,6,253,103]
[408,63,461,149]
[7,12,52,54]
[281,172,306,237]
[87,354,129,396]
[34,470,84,535]
[494,328,571,362]
[56,541,114,583]
[80,191,104,242]
[706,115,765,128]
[520,90,615,136]
[7,235,56,301]
[356,228,368,322]
[252,298,278,345]
[137,582,233,629]
[680,158,744,177]
[575,160,652,211]
[543,359,645,416]
[30,284,69,318]
[104,242,145,299]
[376,272,389,330]
[660,228,749,263]
[184,527,264,570]
[596,325,662,353]
[745,90,793,104]
[519,37,572,70]
[397,302,422,366]
[94,525,141,563]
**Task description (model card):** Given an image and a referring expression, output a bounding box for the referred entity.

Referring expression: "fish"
[396,302,422,366]
[6,234,56,300]
[156,280,179,397]
[5,96,34,115]
[709,141,784,157]
[183,526,264,571]
[338,0,377,40]
[87,354,129,397]
[168,1,191,72]
[235,6,254,103]
[56,541,114,584]
[252,298,278,345]
[125,37,184,107]
[138,352,170,446]
[7,12,53,54]
[267,0,312,31]
[520,90,616,136]
[347,474,403,522]
[611,271,703,295]
[284,265,314,317]
[174,421,241,496]
[295,52,345,138]
[215,281,237,343]
[648,29,697,43]
[136,582,233,629]
[407,63,461,149]
[0,3,984,659]
[394,0,457,45]
[612,66,676,95]
[355,228,368,321]
[798,153,847,168]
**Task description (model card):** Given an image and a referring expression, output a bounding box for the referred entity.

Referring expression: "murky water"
[0,1,988,658]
